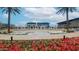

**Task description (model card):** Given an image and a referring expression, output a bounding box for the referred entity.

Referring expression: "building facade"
[26,22,49,29]
[57,18,79,28]
[0,22,16,29]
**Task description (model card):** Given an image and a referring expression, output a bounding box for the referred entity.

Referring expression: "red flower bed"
[8,43,23,51]
[0,37,79,51]
[30,37,79,51]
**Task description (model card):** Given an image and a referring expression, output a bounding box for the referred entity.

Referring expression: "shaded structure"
[58,18,79,28]
[26,22,50,29]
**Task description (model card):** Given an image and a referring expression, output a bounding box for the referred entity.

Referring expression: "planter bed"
[0,37,79,51]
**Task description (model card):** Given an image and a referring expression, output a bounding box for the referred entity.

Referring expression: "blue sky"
[0,7,79,27]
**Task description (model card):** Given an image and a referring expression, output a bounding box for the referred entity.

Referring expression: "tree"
[56,7,77,32]
[0,7,21,33]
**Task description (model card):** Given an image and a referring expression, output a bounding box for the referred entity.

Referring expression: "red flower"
[32,47,38,51]
[0,43,5,48]
[8,43,22,51]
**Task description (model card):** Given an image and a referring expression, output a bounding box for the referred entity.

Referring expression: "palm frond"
[0,7,21,15]
[56,7,77,15]
[14,9,21,14]
[56,7,66,15]
[69,7,77,12]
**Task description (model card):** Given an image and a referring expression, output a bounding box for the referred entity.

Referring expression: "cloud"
[69,12,79,19]
[0,7,79,27]
[15,21,27,27]
[24,7,56,19]
[23,7,79,26]
[24,7,66,26]
[3,14,8,18]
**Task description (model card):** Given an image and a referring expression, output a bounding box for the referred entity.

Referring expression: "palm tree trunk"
[66,8,69,32]
[8,8,11,33]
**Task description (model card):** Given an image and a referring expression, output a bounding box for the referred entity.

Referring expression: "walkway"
[0,31,79,40]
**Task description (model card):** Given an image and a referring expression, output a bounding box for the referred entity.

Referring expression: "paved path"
[0,31,79,40]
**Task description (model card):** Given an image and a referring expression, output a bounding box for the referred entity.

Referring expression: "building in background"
[57,18,79,28]
[26,22,50,29]
[0,22,16,29]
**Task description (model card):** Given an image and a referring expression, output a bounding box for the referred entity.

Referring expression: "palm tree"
[0,7,21,33]
[56,7,77,32]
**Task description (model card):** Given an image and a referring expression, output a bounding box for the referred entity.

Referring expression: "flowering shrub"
[0,37,79,51]
[8,43,23,51]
